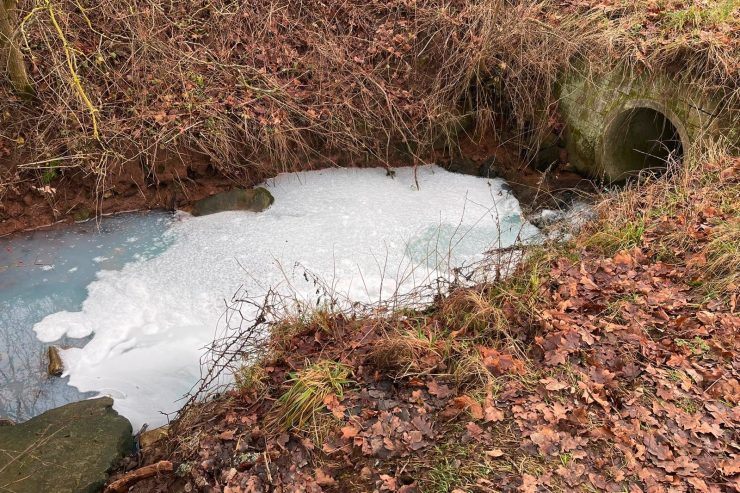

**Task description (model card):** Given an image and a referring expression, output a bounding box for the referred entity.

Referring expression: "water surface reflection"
[0,212,172,421]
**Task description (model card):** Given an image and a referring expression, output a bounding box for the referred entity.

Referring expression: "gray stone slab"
[0,397,133,493]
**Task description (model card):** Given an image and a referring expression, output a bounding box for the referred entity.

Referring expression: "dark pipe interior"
[604,107,684,179]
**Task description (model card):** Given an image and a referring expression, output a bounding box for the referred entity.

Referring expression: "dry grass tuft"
[266,360,353,435]
[702,217,739,296]
[367,320,446,379]
[449,344,495,390]
[440,288,501,336]
[235,363,269,397]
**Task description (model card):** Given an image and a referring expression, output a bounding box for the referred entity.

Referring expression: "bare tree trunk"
[0,0,34,97]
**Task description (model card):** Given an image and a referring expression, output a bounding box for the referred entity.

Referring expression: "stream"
[0,165,539,429]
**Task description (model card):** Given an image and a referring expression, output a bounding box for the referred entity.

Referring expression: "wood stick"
[104,460,174,493]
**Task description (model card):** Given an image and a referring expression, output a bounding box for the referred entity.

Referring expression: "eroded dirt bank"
[0,136,593,237]
[0,149,238,236]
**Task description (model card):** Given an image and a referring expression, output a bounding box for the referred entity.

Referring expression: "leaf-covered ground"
[117,156,739,492]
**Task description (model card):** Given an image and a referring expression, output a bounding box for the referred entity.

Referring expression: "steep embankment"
[1,0,737,234]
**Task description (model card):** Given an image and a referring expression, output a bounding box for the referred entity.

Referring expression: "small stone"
[446,156,479,176]
[532,144,564,171]
[47,346,64,377]
[139,425,170,450]
[191,187,274,216]
[478,157,500,178]
[530,209,565,229]
[73,208,92,222]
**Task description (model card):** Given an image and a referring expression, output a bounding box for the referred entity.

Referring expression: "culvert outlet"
[600,104,685,181]
[558,67,734,183]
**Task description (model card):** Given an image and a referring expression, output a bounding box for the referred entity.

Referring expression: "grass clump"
[665,0,737,30]
[266,360,353,435]
[701,217,740,296]
[235,363,269,396]
[675,337,711,355]
[368,321,446,379]
[40,164,58,185]
[583,215,645,256]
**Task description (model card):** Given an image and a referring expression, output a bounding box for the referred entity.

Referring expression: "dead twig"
[103,460,173,493]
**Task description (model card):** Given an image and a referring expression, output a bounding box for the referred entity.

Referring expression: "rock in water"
[191,187,274,216]
[0,397,133,493]
[47,345,64,376]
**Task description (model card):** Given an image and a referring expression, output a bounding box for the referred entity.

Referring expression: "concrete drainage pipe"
[558,67,734,183]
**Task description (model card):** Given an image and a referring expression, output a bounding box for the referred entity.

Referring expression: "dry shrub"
[2,0,736,195]
[5,0,456,187]
[420,1,606,145]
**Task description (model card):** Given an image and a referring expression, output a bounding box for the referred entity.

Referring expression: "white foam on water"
[33,165,538,428]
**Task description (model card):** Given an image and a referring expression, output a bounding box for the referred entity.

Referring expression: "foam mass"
[34,166,538,428]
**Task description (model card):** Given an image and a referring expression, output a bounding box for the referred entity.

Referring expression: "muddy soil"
[443,132,597,212]
[0,135,594,237]
[0,149,239,237]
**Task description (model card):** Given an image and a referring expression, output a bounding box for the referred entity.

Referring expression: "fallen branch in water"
[104,460,173,493]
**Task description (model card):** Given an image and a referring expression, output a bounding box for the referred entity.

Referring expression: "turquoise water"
[0,212,172,422]
[404,213,532,271]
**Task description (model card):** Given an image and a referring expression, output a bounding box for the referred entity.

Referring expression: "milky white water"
[31,165,538,429]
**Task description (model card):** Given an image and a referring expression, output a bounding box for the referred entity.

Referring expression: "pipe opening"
[602,107,684,181]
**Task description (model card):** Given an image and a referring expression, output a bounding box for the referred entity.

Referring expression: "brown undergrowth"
[1,0,738,231]
[112,145,739,492]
